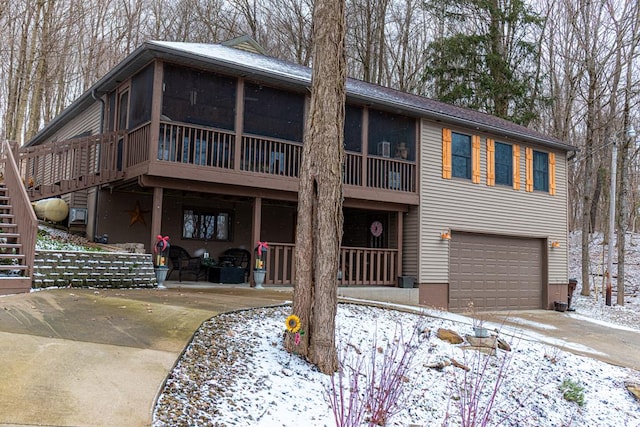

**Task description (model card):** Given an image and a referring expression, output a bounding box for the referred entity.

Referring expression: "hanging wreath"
[370,221,383,237]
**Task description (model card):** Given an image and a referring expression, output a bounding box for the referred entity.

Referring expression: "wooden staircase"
[0,184,32,294]
[0,141,37,295]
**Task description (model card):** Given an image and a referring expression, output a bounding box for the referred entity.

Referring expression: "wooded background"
[1,0,639,240]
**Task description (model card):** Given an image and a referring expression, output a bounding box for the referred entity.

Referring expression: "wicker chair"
[168,245,206,282]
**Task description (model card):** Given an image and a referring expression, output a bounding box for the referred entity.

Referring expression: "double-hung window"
[494,142,513,186]
[533,151,549,192]
[183,209,231,241]
[451,132,472,179]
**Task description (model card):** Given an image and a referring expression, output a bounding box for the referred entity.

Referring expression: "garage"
[449,232,544,311]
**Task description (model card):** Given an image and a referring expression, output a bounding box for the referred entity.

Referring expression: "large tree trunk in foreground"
[286,0,346,374]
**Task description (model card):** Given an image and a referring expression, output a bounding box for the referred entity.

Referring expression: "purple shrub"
[326,323,426,426]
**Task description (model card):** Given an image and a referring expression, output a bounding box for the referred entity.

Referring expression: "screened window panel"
[244,83,304,141]
[129,65,154,129]
[367,109,416,161]
[494,142,513,186]
[533,151,549,191]
[344,104,363,152]
[451,132,471,179]
[162,64,236,130]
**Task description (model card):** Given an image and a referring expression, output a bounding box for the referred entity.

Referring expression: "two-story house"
[18,36,574,311]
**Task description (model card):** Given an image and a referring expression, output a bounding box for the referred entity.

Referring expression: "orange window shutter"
[525,147,533,192]
[472,135,481,184]
[442,128,452,179]
[486,138,495,186]
[549,152,556,195]
[513,144,520,190]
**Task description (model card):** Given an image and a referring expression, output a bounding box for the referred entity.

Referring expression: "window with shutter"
[549,152,556,195]
[533,150,549,192]
[472,135,481,184]
[451,132,472,179]
[525,147,534,192]
[442,128,452,179]
[513,144,521,190]
[495,142,513,186]
[486,138,495,186]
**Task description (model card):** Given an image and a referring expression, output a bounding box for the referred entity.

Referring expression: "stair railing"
[2,141,37,276]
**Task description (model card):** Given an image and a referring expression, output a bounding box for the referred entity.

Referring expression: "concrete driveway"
[0,286,292,427]
[477,309,640,371]
[1,286,638,426]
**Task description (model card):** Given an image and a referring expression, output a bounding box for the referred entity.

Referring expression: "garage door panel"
[449,232,543,311]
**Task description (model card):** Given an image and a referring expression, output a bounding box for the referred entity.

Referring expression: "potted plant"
[153,235,170,288]
[253,241,268,289]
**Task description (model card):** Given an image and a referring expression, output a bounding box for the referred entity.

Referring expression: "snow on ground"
[153,231,640,426]
[35,225,102,251]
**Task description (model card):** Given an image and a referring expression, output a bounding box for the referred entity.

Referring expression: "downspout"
[91,89,106,240]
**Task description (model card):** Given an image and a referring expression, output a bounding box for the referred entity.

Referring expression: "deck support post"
[150,187,163,252]
[251,197,262,285]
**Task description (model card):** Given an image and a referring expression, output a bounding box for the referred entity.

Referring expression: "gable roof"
[221,35,268,56]
[28,40,574,152]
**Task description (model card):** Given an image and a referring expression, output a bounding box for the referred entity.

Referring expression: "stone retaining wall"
[32,250,157,289]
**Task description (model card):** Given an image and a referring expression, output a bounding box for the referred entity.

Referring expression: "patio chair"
[168,245,206,282]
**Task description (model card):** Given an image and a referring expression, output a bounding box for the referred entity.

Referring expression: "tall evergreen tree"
[423,0,546,126]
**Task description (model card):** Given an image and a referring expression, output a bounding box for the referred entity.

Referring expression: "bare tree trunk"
[590,168,604,232]
[617,0,640,306]
[287,0,346,374]
[617,131,629,306]
[580,74,596,296]
[26,0,55,140]
[578,0,610,296]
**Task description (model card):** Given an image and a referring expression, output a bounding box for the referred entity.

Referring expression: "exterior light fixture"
[441,230,452,240]
[550,240,560,249]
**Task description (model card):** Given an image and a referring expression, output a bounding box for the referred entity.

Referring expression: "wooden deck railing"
[241,135,302,177]
[21,121,417,200]
[367,157,416,192]
[126,122,151,166]
[264,243,398,286]
[264,243,296,285]
[338,246,398,285]
[157,121,236,168]
[159,123,415,192]
[344,152,363,186]
[19,131,126,200]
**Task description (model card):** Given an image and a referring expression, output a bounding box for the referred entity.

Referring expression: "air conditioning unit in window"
[69,207,88,225]
[377,141,391,158]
